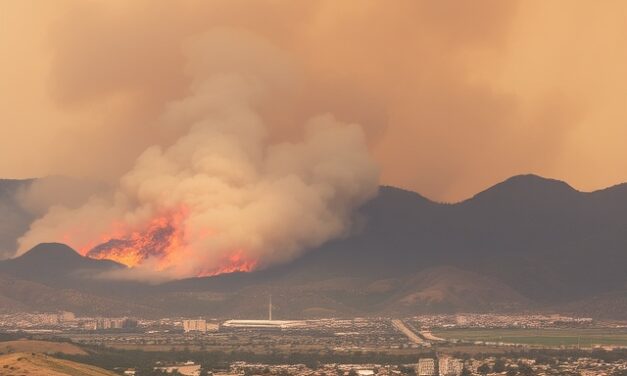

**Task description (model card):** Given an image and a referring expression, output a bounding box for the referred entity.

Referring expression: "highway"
[391,319,423,344]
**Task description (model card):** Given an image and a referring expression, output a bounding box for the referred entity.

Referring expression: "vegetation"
[477,363,490,375]
[55,344,435,372]
[0,352,117,376]
[432,328,627,347]
[0,339,87,355]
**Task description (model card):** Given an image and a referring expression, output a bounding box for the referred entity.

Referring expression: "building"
[119,318,138,329]
[183,319,208,333]
[221,296,305,331]
[155,361,201,376]
[58,311,76,322]
[88,317,138,330]
[221,319,304,331]
[417,358,436,376]
[439,357,464,376]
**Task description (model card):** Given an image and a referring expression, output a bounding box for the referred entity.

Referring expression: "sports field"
[431,328,627,347]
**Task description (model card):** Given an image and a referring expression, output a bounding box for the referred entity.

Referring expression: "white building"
[439,357,464,376]
[417,358,436,376]
[88,317,137,330]
[183,319,208,333]
[58,311,76,322]
[221,319,304,330]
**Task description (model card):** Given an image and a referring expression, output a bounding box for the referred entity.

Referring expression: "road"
[419,330,446,342]
[391,319,424,344]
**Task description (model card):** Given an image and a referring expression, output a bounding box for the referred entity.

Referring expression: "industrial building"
[183,319,208,333]
[221,295,305,331]
[438,357,463,376]
[417,358,436,376]
[90,317,138,330]
[221,319,305,330]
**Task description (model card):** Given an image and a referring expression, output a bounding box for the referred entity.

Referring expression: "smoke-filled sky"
[2,1,627,201]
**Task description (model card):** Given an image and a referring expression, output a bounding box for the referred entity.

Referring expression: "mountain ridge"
[1,173,627,318]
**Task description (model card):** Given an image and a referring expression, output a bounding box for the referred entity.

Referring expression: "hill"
[0,177,105,261]
[0,352,116,376]
[269,174,627,303]
[0,340,86,356]
[0,272,159,317]
[0,243,124,288]
[1,174,627,318]
[151,174,627,317]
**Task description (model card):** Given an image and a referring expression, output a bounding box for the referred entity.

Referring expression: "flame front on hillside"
[85,210,186,269]
[17,30,379,280]
[83,209,257,276]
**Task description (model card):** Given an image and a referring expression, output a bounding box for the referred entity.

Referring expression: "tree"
[460,367,472,376]
[517,363,535,376]
[477,363,491,375]
[493,358,506,373]
[134,366,154,376]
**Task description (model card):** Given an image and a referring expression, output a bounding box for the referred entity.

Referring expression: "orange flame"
[198,250,258,276]
[80,208,257,277]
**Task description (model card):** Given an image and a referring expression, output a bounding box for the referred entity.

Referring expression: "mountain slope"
[269,175,627,302]
[1,174,627,318]
[126,174,627,317]
[0,243,125,288]
[0,273,159,316]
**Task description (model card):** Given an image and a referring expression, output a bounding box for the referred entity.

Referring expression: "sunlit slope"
[0,340,87,355]
[0,352,116,376]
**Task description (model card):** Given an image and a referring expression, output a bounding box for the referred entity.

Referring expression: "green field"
[431,328,627,347]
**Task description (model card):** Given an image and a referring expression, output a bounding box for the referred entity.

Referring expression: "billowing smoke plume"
[17,30,379,279]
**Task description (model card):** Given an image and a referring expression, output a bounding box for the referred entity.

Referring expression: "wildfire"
[198,250,258,276]
[86,214,184,268]
[82,209,257,276]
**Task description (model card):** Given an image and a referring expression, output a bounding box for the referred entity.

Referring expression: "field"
[0,352,117,376]
[432,328,627,347]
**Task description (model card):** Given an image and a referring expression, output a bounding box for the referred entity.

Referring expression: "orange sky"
[2,0,627,202]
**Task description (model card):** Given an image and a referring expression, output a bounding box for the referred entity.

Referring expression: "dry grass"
[0,352,116,376]
[0,340,87,356]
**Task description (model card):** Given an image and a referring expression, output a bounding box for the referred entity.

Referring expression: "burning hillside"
[85,211,185,269]
[84,210,257,276]
[17,30,378,279]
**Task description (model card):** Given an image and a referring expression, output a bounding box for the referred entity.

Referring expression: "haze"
[2,0,627,202]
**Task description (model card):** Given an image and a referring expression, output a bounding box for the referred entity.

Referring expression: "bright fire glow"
[199,250,258,276]
[82,209,257,276]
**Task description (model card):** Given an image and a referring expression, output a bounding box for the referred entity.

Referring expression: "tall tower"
[268,294,272,321]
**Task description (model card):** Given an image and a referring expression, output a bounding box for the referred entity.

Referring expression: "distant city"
[1,310,626,375]
[2,1,627,375]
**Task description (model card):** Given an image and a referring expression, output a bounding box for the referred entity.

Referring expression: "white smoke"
[17,30,379,279]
